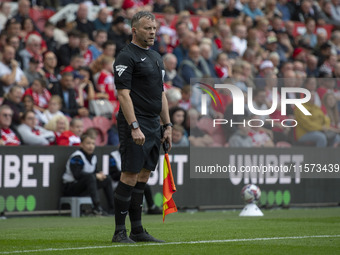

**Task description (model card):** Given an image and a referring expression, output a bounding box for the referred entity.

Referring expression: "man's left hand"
[96,172,106,181]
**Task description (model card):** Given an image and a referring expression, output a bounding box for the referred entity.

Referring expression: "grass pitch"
[0,207,339,255]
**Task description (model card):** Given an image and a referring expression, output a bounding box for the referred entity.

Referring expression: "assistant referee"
[111,11,172,243]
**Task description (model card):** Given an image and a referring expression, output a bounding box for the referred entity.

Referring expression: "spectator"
[254,18,269,46]
[24,57,43,85]
[215,52,232,79]
[41,21,57,53]
[0,30,6,52]
[6,35,24,68]
[222,0,241,17]
[89,30,108,61]
[250,88,270,121]
[302,18,317,48]
[75,3,95,40]
[165,88,182,109]
[178,44,213,84]
[330,0,340,23]
[13,0,34,26]
[255,60,274,88]
[268,52,280,74]
[200,42,217,78]
[20,17,44,45]
[0,45,29,96]
[94,56,117,108]
[330,31,340,56]
[178,85,191,110]
[276,0,291,21]
[50,72,89,118]
[17,110,55,145]
[44,114,69,145]
[173,30,196,68]
[220,36,239,60]
[57,117,83,146]
[248,120,275,147]
[5,18,21,39]
[24,78,51,112]
[61,55,84,74]
[186,108,214,147]
[318,0,340,26]
[75,66,95,109]
[172,21,190,49]
[93,7,111,32]
[231,23,247,56]
[242,0,264,21]
[42,95,65,123]
[0,105,21,146]
[53,19,70,49]
[306,55,319,77]
[108,16,130,55]
[172,124,189,147]
[229,123,253,147]
[163,53,184,89]
[316,42,332,67]
[322,92,340,129]
[157,5,177,45]
[294,91,340,147]
[333,62,340,92]
[19,33,43,71]
[292,0,319,23]
[90,40,116,75]
[62,133,114,216]
[42,51,60,91]
[57,30,81,69]
[264,0,282,21]
[169,106,187,133]
[2,86,25,126]
[79,33,93,66]
[0,2,11,32]
[22,94,48,125]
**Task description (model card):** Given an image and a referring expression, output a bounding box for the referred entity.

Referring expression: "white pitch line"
[1,235,340,254]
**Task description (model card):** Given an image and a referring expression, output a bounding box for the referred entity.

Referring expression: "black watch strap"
[163,123,173,128]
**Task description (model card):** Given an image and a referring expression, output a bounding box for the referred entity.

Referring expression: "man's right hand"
[131,128,145,146]
[10,59,18,69]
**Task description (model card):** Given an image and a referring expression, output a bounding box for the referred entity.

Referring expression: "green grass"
[0,208,340,255]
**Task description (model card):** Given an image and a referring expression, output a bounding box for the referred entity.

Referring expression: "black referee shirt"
[114,43,165,118]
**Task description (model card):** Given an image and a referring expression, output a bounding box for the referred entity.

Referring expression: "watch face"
[131,121,139,129]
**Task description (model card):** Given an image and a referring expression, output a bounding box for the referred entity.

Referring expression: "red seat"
[81,117,94,132]
[92,116,112,146]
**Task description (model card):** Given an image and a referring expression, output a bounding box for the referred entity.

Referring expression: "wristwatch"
[163,123,173,129]
[130,121,139,130]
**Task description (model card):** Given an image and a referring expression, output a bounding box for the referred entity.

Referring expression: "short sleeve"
[113,51,134,90]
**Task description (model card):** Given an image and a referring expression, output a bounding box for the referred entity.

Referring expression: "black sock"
[129,182,146,234]
[114,181,134,234]
[144,184,154,209]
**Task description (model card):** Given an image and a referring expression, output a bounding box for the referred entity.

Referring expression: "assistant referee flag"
[163,143,177,222]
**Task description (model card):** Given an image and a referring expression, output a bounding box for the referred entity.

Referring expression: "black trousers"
[63,174,115,209]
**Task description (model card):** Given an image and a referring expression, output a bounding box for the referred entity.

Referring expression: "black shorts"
[118,113,161,173]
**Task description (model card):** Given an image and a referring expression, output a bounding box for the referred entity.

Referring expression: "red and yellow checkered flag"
[163,143,177,222]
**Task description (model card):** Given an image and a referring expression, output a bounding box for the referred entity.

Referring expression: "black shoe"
[112,229,135,243]
[146,207,162,215]
[129,229,165,243]
[93,206,108,216]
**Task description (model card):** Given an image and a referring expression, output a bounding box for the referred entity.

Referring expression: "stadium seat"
[59,196,92,217]
[81,117,94,132]
[92,116,112,146]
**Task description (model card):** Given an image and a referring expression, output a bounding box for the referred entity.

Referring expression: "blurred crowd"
[0,0,340,148]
